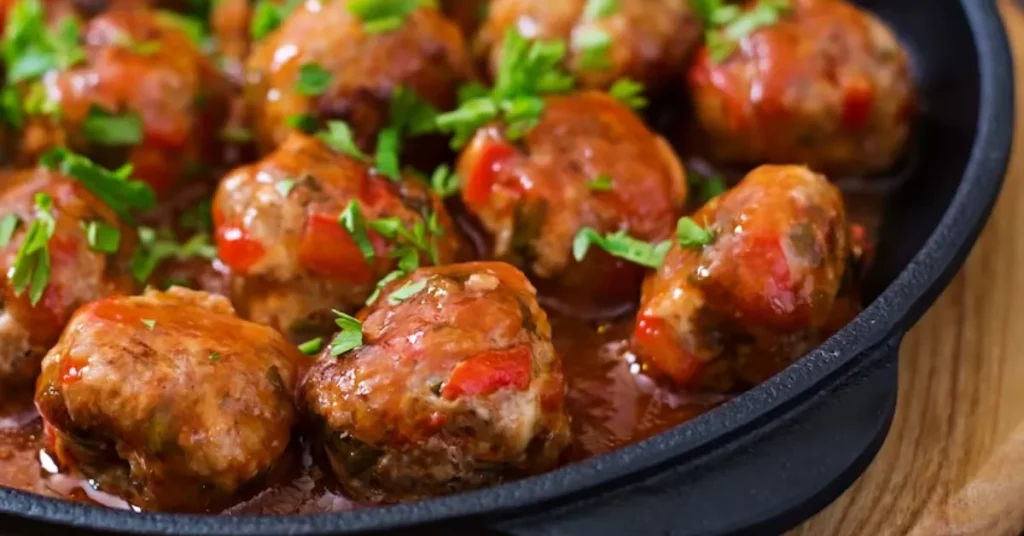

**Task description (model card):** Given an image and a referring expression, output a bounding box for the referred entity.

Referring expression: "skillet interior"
[0,0,1013,534]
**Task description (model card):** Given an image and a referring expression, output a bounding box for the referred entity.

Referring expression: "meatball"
[456,91,686,316]
[634,165,851,390]
[9,6,231,196]
[476,0,701,91]
[244,1,471,153]
[213,133,460,339]
[0,167,137,396]
[301,262,570,502]
[34,287,304,512]
[442,0,488,37]
[687,0,915,175]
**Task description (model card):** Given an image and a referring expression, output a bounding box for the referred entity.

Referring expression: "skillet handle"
[491,334,902,536]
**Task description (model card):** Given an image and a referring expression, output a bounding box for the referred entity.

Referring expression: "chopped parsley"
[339,200,374,262]
[346,0,429,34]
[286,112,318,133]
[110,29,161,55]
[389,85,439,137]
[275,179,296,197]
[295,62,333,96]
[429,164,459,198]
[40,149,156,224]
[9,192,56,306]
[676,217,714,248]
[387,278,427,305]
[329,310,363,356]
[298,337,323,355]
[220,126,254,143]
[179,197,213,232]
[130,227,217,283]
[82,106,143,146]
[573,27,612,71]
[572,227,671,269]
[583,0,620,19]
[436,29,575,148]
[141,318,156,330]
[691,173,727,202]
[85,220,121,253]
[2,1,85,85]
[375,127,401,181]
[250,0,302,41]
[587,174,613,191]
[0,214,19,247]
[317,120,369,161]
[608,78,647,110]
[695,0,790,62]
[209,351,220,362]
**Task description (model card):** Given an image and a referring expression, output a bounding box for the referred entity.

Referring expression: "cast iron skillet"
[0,0,1013,534]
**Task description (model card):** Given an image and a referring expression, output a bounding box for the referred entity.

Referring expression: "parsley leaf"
[429,164,459,198]
[387,278,427,305]
[41,148,156,224]
[85,220,121,253]
[286,112,319,133]
[9,192,56,305]
[374,127,401,181]
[141,318,156,330]
[608,78,647,110]
[0,214,19,247]
[329,310,363,356]
[583,0,619,19]
[317,120,368,161]
[298,337,323,355]
[339,200,374,262]
[389,85,439,136]
[83,106,143,146]
[346,0,425,34]
[573,27,612,71]
[691,173,727,202]
[250,0,302,41]
[295,62,333,96]
[697,0,790,63]
[129,227,216,283]
[676,216,714,248]
[572,227,671,268]
[275,179,296,197]
[2,1,85,84]
[587,174,614,191]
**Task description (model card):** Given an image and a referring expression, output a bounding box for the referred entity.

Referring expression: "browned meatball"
[34,287,305,512]
[7,5,231,196]
[476,0,700,91]
[456,91,686,316]
[0,167,137,397]
[635,165,852,390]
[244,1,471,152]
[213,133,460,339]
[442,0,489,37]
[687,0,915,175]
[301,262,570,502]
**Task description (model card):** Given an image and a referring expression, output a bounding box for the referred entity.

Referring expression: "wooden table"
[793,1,1024,534]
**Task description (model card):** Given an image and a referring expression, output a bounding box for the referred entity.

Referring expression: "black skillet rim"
[0,1,1014,533]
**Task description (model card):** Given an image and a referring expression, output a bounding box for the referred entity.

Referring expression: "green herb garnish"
[676,216,714,248]
[572,226,671,268]
[329,310,363,356]
[387,278,427,305]
[275,179,296,197]
[83,106,143,146]
[298,337,323,355]
[317,120,368,161]
[295,62,333,96]
[9,192,56,305]
[429,164,459,198]
[40,148,156,224]
[608,78,647,110]
[339,200,374,262]
[85,220,121,253]
[587,174,613,191]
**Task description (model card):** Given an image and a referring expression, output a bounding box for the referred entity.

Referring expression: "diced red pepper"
[216,221,266,274]
[461,136,517,208]
[298,211,375,283]
[634,314,702,385]
[841,77,874,130]
[442,345,532,400]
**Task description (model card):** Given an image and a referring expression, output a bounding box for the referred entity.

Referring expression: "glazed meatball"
[0,167,137,396]
[34,287,304,511]
[456,91,686,316]
[213,133,460,338]
[301,262,570,502]
[244,0,471,153]
[8,6,231,196]
[688,0,915,175]
[476,0,701,91]
[634,165,851,390]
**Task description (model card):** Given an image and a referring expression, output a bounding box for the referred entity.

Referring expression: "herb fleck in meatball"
[476,0,700,91]
[5,4,231,196]
[34,287,304,512]
[301,262,570,503]
[456,91,686,316]
[687,0,915,175]
[244,0,471,152]
[0,167,137,397]
[635,165,852,390]
[213,133,459,339]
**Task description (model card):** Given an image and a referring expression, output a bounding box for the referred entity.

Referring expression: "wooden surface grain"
[792,2,1024,534]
